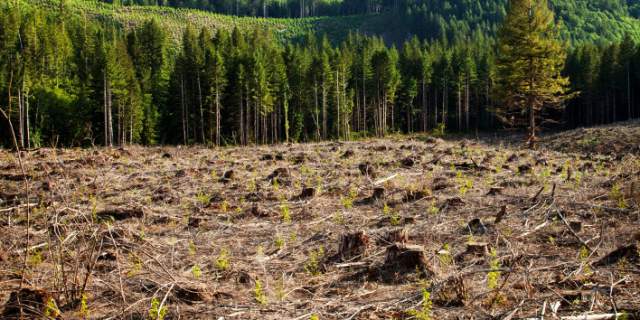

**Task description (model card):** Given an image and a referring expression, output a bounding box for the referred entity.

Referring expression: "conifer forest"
[1,0,640,319]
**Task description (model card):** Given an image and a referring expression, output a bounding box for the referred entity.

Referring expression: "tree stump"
[384,243,433,276]
[338,231,370,261]
[358,162,377,178]
[295,187,316,200]
[385,228,409,244]
[220,170,234,183]
[372,187,385,200]
[1,288,53,319]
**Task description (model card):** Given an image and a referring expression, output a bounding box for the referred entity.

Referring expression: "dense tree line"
[100,0,640,45]
[1,2,640,147]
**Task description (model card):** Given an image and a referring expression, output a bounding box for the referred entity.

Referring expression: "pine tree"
[495,0,571,147]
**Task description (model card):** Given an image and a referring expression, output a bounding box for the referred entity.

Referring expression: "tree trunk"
[25,90,30,148]
[181,76,186,145]
[197,73,205,143]
[104,72,108,146]
[336,69,340,139]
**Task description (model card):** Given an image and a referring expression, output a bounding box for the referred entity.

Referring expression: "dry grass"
[1,124,639,319]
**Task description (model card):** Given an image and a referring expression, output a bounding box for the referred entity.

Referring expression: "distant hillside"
[23,0,640,47]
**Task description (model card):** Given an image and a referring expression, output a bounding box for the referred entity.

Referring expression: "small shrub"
[215,248,230,271]
[191,264,202,279]
[254,279,267,305]
[195,192,210,206]
[274,235,285,249]
[305,247,325,276]
[427,200,439,215]
[188,240,197,256]
[148,297,167,320]
[408,288,432,320]
[433,122,446,137]
[332,211,345,225]
[44,298,60,318]
[610,183,628,209]
[438,244,453,267]
[390,212,401,226]
[579,246,592,275]
[281,203,291,223]
[79,294,89,318]
[487,248,501,290]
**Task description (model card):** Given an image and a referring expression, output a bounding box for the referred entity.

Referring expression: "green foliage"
[495,0,571,140]
[79,294,89,318]
[408,288,433,320]
[579,245,593,275]
[487,248,501,290]
[215,248,231,271]
[2,0,640,148]
[44,298,60,318]
[281,203,291,223]
[610,183,628,209]
[304,247,325,276]
[148,297,168,320]
[254,279,268,305]
[191,264,202,279]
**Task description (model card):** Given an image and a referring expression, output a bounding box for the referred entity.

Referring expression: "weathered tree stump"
[1,288,52,319]
[338,231,370,261]
[465,242,490,255]
[401,157,416,167]
[220,170,234,183]
[385,228,409,244]
[372,187,385,200]
[384,243,432,276]
[433,275,467,307]
[358,162,377,178]
[467,218,487,235]
[295,187,316,200]
[341,150,355,158]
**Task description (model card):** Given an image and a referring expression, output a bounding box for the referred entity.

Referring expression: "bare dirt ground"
[1,123,639,319]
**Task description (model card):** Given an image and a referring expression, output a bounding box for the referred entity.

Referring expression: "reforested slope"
[24,0,640,46]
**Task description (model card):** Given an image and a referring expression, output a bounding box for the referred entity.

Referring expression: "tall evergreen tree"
[495,0,571,147]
